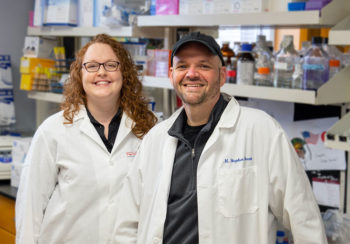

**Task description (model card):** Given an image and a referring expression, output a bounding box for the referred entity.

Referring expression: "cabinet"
[26,0,350,211]
[0,195,15,244]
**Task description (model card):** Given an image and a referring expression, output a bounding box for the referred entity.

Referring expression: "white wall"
[0,0,36,134]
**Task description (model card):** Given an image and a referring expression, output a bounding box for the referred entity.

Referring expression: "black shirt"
[86,107,122,153]
[163,95,229,244]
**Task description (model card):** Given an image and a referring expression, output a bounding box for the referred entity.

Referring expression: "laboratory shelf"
[329,15,350,45]
[141,66,350,105]
[26,66,350,105]
[325,112,350,151]
[138,0,349,27]
[142,76,173,89]
[27,91,63,103]
[27,26,165,38]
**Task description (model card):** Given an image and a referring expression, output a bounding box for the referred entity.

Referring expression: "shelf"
[141,66,350,105]
[142,76,173,89]
[27,91,63,103]
[325,112,350,151]
[329,15,350,45]
[27,26,165,38]
[26,65,350,105]
[138,0,350,27]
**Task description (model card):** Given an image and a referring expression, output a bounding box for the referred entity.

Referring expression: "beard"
[175,75,221,106]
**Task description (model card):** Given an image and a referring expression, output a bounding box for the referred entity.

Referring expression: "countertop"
[0,180,17,200]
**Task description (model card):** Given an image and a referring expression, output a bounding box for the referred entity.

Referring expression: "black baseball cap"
[171,32,225,66]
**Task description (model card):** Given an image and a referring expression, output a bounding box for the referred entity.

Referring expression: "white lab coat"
[114,94,327,244]
[16,107,141,244]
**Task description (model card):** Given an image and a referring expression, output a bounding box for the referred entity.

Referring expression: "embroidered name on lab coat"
[224,157,253,163]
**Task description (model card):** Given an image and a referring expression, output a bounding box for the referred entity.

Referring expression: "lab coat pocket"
[218,166,258,217]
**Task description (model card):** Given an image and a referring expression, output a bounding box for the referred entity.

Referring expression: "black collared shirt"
[163,94,229,244]
[86,107,122,153]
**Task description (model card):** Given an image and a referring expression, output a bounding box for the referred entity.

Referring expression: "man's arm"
[268,129,327,244]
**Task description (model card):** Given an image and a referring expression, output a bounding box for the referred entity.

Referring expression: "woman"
[16,34,157,244]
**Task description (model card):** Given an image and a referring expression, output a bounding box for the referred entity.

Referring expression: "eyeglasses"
[82,61,120,72]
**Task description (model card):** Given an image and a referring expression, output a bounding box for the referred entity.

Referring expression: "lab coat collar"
[78,107,107,152]
[76,106,134,154]
[166,93,240,131]
[216,93,241,129]
[112,112,133,153]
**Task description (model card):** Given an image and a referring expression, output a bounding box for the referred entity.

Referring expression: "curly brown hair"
[61,33,157,139]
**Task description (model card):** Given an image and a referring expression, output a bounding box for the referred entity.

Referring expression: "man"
[113,32,327,243]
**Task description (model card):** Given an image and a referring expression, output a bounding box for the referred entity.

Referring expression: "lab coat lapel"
[112,112,132,153]
[78,109,107,152]
[202,97,240,156]
[152,135,178,236]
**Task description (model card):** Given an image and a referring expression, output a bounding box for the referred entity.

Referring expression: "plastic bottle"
[323,37,342,79]
[253,35,273,86]
[237,43,255,85]
[276,230,285,244]
[302,36,329,90]
[273,35,300,88]
[329,59,341,79]
[221,42,236,83]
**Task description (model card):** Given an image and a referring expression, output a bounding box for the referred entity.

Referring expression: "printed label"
[237,62,254,85]
[303,64,325,71]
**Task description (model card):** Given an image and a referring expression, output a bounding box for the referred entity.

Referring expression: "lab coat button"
[153,237,160,243]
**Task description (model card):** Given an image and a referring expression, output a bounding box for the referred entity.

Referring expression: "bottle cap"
[329,59,340,67]
[258,67,270,74]
[312,37,323,44]
[241,43,252,52]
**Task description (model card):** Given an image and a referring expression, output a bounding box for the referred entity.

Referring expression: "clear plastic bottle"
[302,36,329,90]
[253,35,273,86]
[273,35,300,88]
[237,43,255,85]
[221,42,236,83]
[329,59,341,79]
[323,37,342,79]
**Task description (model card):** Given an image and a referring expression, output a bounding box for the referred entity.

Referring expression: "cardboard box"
[23,36,58,58]
[20,57,55,90]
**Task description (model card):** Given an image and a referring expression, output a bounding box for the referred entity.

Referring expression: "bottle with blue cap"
[276,230,285,244]
[237,43,255,85]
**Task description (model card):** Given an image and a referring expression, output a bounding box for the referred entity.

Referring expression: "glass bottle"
[237,43,255,85]
[253,35,273,86]
[302,36,329,90]
[273,35,300,88]
[221,42,236,83]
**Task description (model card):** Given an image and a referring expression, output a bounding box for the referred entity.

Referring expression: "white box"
[34,0,44,26]
[11,163,23,188]
[180,0,203,15]
[43,0,78,26]
[214,0,233,14]
[78,0,94,27]
[0,56,15,126]
[10,137,32,188]
[23,36,58,58]
[232,0,269,13]
[94,0,113,27]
